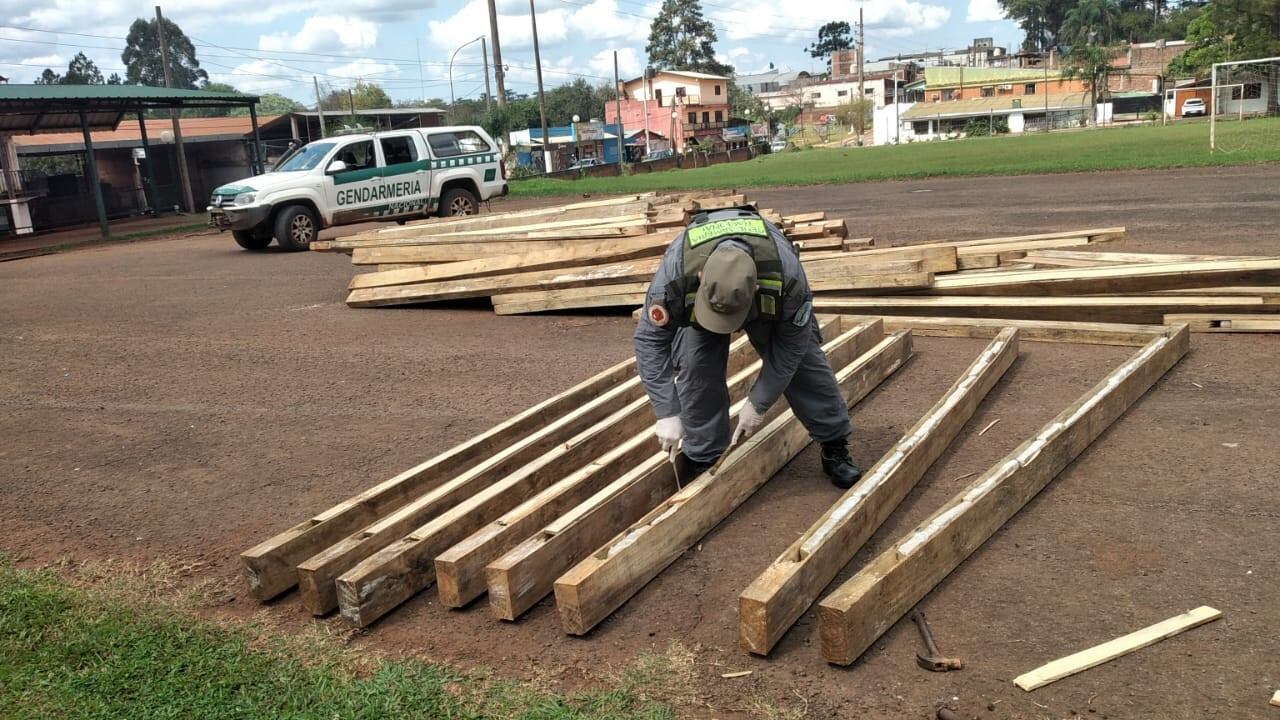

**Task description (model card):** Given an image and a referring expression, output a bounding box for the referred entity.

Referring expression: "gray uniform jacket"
[633,223,813,420]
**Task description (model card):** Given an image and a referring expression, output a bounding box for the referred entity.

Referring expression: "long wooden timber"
[800,246,958,274]
[1018,249,1243,268]
[812,295,1274,324]
[803,260,934,293]
[346,258,661,307]
[484,319,882,621]
[554,329,914,636]
[1163,313,1280,332]
[350,239,648,265]
[738,329,1018,655]
[433,318,842,608]
[926,258,1280,296]
[292,340,742,614]
[492,283,649,315]
[238,355,637,601]
[816,324,1191,665]
[955,235,1125,270]
[349,233,676,290]
[327,213,654,249]
[837,316,1167,346]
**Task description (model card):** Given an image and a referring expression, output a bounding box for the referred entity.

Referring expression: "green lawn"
[510,118,1280,197]
[0,561,676,720]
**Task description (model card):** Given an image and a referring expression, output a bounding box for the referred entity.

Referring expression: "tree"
[63,52,105,85]
[728,80,765,120]
[106,73,123,85]
[1167,0,1280,75]
[481,97,543,139]
[320,81,393,112]
[35,68,60,85]
[1064,44,1119,125]
[1062,0,1120,43]
[999,0,1079,51]
[807,21,854,72]
[122,16,209,89]
[646,0,733,75]
[834,96,873,136]
[242,93,304,117]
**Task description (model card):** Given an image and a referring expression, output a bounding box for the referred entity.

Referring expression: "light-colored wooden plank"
[927,258,1280,296]
[555,329,914,635]
[351,239,640,265]
[844,237,875,251]
[1023,249,1246,267]
[332,336,759,625]
[955,235,1124,270]
[813,295,1272,324]
[1271,690,1280,707]
[817,325,1191,665]
[832,315,1167,347]
[348,233,674,290]
[1163,314,1280,333]
[238,354,635,601]
[1013,606,1223,691]
[738,329,1018,655]
[292,350,687,614]
[801,246,957,274]
[346,258,661,307]
[433,318,840,608]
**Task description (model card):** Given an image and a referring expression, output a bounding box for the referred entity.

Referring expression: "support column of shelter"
[79,111,109,239]
[136,112,158,213]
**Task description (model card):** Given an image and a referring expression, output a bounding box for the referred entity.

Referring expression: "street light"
[572,114,581,165]
[449,35,486,108]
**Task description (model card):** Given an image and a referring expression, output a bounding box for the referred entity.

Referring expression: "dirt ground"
[2,165,1278,719]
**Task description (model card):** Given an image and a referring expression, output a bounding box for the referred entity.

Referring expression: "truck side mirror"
[326,160,348,175]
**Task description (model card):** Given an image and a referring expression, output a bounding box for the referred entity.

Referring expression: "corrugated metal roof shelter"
[902,92,1089,119]
[0,84,260,238]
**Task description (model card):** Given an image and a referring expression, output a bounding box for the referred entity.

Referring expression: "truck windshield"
[275,142,337,172]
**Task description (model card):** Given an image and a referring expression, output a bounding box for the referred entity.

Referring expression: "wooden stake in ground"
[238,355,636,601]
[817,324,1191,665]
[738,328,1018,655]
[555,330,914,635]
[1013,606,1222,691]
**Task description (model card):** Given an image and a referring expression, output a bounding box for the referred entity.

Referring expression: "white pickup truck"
[208,125,508,251]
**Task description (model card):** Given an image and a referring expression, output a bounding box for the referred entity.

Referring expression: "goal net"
[1210,56,1280,153]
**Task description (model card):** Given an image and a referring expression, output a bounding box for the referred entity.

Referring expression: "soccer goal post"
[1210,56,1280,153]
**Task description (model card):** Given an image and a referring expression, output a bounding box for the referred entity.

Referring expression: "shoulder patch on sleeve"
[647,300,670,327]
[792,300,813,327]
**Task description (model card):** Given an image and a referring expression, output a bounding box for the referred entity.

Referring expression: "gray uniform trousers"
[672,316,854,464]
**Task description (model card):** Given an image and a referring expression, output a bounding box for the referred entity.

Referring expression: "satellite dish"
[160,130,174,143]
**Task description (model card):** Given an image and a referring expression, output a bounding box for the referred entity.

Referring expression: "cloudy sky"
[0,0,1019,105]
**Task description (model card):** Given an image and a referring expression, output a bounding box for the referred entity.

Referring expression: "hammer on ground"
[910,609,963,672]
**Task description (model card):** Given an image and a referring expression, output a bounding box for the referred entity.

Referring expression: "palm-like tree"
[1063,0,1121,45]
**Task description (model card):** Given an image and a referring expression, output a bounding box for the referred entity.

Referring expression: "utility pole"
[416,39,426,102]
[613,50,625,168]
[857,7,865,106]
[314,76,326,138]
[529,0,552,172]
[642,70,652,156]
[486,0,507,107]
[348,89,355,117]
[156,6,194,214]
[481,37,492,112]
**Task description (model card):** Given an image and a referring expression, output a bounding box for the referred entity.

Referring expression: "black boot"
[820,440,862,490]
[675,452,714,486]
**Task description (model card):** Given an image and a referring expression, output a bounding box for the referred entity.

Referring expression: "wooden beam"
[1012,606,1221,691]
[492,284,649,315]
[334,212,653,247]
[926,258,1280,297]
[292,344,730,615]
[954,235,1123,270]
[433,318,840,608]
[349,233,675,290]
[805,264,933,293]
[238,355,635,601]
[812,295,1273,324]
[1022,249,1244,268]
[738,329,1018,655]
[346,258,661,308]
[801,246,958,274]
[834,316,1167,347]
[817,325,1191,665]
[554,329,914,635]
[331,337,759,625]
[350,239,649,265]
[1163,314,1280,333]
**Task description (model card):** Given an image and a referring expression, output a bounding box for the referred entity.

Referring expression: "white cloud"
[708,0,950,42]
[5,0,430,32]
[19,53,66,68]
[427,0,569,52]
[328,57,401,79]
[566,0,632,41]
[260,15,379,53]
[966,0,1006,22]
[588,47,640,79]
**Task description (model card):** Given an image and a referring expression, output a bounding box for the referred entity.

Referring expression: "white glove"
[731,403,765,445]
[655,416,684,453]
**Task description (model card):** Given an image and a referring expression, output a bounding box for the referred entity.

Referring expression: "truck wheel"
[440,187,478,217]
[275,205,318,251]
[232,230,272,250]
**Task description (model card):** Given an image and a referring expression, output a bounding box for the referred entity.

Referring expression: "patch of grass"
[509,119,1280,197]
[114,221,212,242]
[0,560,673,720]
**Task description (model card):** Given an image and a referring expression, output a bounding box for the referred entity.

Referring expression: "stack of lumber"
[317,196,1280,331]
[240,315,1192,670]
[241,317,910,628]
[312,192,878,313]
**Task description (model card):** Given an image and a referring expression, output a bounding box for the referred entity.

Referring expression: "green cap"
[695,244,756,334]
